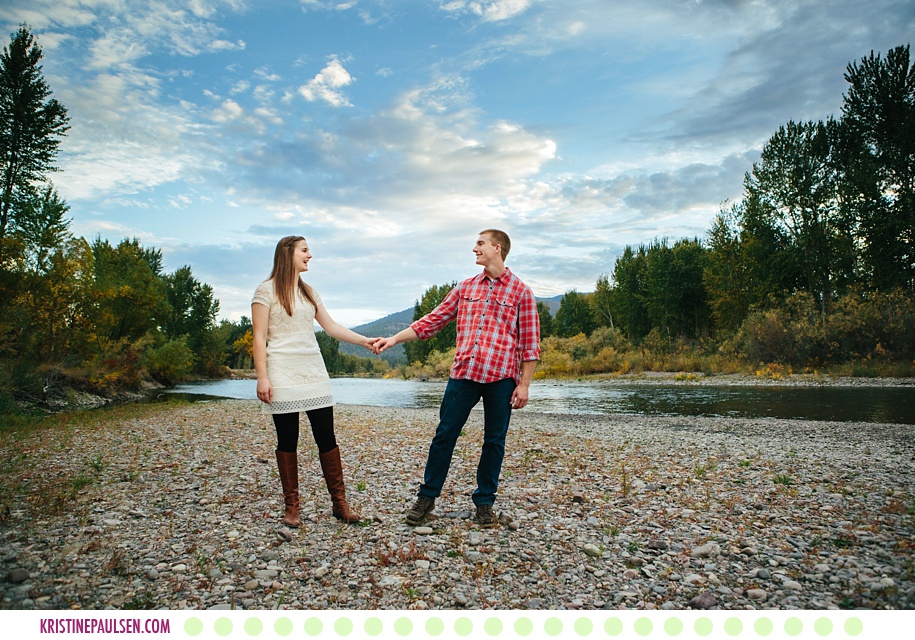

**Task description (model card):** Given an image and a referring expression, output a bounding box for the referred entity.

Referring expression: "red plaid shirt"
[411,267,541,384]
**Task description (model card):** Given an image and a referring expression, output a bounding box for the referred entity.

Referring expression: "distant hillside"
[539,294,563,315]
[339,308,414,365]
[338,295,564,366]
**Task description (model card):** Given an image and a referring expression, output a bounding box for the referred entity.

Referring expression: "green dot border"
[170,611,871,639]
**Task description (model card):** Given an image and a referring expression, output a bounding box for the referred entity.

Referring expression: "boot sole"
[405,511,433,526]
[333,514,364,524]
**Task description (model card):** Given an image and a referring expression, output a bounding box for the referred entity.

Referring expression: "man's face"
[473,233,502,266]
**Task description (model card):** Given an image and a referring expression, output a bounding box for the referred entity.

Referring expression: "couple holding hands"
[251,230,541,529]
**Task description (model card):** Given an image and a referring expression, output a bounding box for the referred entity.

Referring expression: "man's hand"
[373,335,397,354]
[510,383,529,410]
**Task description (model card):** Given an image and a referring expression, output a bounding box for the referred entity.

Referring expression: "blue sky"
[3,0,912,326]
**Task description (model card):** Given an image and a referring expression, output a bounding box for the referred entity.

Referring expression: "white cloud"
[211,99,244,122]
[209,38,245,52]
[298,58,354,107]
[440,0,532,22]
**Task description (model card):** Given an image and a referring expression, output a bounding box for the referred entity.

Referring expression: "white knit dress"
[252,280,333,414]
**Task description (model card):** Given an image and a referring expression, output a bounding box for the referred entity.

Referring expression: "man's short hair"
[480,229,510,260]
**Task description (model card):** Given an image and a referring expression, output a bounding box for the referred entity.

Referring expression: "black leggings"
[272,406,337,454]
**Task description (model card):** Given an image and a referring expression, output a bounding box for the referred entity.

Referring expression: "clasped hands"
[363,336,396,355]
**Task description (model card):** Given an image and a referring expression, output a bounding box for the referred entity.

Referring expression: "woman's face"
[293,240,312,273]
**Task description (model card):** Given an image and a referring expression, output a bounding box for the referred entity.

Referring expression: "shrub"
[143,337,196,385]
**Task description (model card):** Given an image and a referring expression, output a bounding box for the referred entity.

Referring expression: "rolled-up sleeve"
[410,285,461,340]
[517,289,541,362]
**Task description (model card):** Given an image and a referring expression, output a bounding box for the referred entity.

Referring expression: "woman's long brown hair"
[269,235,318,316]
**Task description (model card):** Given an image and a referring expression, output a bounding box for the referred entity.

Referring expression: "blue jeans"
[418,377,516,507]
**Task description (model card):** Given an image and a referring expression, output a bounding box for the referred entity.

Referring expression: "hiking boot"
[405,496,435,526]
[474,504,496,527]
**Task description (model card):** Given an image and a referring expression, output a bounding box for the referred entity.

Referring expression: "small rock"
[783,580,803,590]
[7,569,29,584]
[582,544,602,558]
[688,591,718,609]
[414,527,434,535]
[647,540,669,551]
[690,542,721,558]
[875,577,895,590]
[747,589,767,601]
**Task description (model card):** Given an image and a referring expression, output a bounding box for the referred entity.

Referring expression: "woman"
[252,235,377,526]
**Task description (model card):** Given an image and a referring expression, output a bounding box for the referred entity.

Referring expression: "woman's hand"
[256,378,273,404]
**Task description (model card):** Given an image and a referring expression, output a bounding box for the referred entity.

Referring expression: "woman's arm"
[251,302,272,403]
[314,304,378,350]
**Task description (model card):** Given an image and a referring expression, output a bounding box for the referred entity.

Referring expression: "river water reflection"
[158,377,915,424]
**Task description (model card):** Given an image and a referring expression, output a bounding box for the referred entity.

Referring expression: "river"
[155,377,915,424]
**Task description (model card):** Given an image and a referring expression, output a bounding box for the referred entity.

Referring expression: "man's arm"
[510,359,536,409]
[375,284,462,353]
[511,286,541,409]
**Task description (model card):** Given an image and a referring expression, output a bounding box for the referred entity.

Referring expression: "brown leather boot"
[275,450,302,528]
[318,446,362,523]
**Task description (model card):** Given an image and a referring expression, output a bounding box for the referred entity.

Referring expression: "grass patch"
[0,400,193,522]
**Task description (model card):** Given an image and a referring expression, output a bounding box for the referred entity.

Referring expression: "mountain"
[339,308,414,365]
[338,295,564,365]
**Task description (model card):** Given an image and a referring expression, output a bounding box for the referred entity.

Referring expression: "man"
[375,229,541,526]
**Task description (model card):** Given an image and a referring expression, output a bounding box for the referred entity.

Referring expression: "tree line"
[399,44,915,379]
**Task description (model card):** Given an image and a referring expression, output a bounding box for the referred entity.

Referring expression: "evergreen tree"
[841,44,915,290]
[0,25,70,240]
[536,300,554,338]
[554,290,596,338]
[404,282,456,364]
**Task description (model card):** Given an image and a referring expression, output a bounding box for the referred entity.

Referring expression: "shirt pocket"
[459,294,484,324]
[493,297,518,328]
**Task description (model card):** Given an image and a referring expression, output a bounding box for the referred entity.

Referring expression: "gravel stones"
[1,399,913,610]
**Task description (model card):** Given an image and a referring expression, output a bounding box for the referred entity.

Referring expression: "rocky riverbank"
[1,400,913,610]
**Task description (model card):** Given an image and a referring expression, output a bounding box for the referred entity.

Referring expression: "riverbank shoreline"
[2,400,912,611]
[543,371,915,388]
[13,370,914,417]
